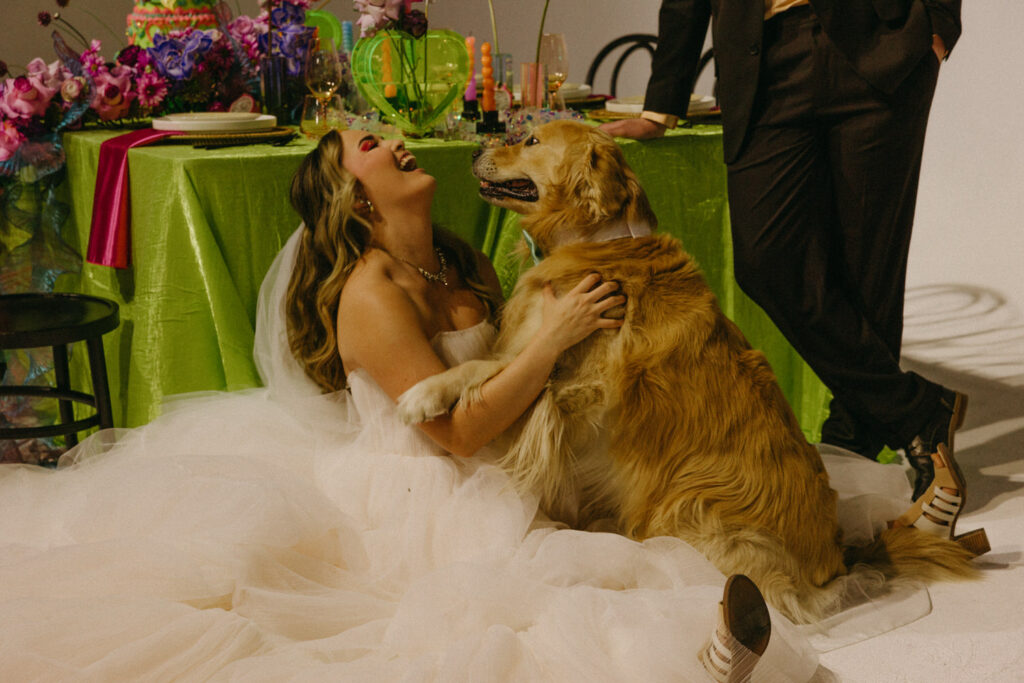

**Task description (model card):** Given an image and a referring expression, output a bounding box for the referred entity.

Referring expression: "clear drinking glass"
[539,33,569,110]
[303,37,344,135]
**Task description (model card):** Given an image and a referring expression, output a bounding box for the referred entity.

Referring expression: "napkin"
[86,128,179,268]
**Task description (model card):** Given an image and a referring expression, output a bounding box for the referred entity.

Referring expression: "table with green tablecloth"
[55,125,829,436]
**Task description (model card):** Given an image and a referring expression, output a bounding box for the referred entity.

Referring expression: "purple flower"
[148,31,213,80]
[269,1,305,28]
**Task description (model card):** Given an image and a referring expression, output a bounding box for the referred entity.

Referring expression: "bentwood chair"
[586,33,717,103]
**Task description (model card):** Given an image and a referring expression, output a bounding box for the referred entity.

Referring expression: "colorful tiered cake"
[126,0,219,48]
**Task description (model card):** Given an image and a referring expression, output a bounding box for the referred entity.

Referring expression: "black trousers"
[726,7,943,453]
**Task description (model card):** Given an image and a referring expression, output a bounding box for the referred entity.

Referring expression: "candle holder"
[461,98,480,122]
[476,109,506,135]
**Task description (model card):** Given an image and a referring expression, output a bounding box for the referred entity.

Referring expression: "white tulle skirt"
[0,231,926,681]
[0,377,925,682]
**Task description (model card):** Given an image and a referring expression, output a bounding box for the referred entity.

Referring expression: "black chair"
[586,34,658,98]
[0,293,119,449]
[586,33,717,103]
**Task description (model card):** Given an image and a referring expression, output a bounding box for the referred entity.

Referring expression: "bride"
[0,130,925,681]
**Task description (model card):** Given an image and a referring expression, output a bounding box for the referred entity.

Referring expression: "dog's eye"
[524,136,539,147]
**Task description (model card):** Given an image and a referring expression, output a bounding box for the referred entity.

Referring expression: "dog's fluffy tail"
[696,522,979,624]
[781,527,978,624]
[846,526,979,584]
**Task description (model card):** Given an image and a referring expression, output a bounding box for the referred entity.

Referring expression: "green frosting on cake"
[126,0,219,48]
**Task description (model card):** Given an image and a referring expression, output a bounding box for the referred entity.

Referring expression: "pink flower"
[0,119,26,162]
[90,65,136,121]
[228,15,262,60]
[354,0,404,36]
[0,74,58,120]
[80,40,105,75]
[135,71,167,110]
[59,75,88,103]
[26,58,71,91]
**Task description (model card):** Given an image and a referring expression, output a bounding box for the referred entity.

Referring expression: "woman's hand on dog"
[538,273,626,353]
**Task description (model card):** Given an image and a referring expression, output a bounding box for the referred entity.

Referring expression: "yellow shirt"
[764,0,810,20]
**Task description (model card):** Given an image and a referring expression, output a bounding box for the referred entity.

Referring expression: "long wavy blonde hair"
[286,130,501,392]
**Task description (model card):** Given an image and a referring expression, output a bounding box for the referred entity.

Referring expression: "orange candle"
[481,41,494,111]
[382,39,396,98]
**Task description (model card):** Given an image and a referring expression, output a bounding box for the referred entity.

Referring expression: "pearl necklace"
[400,247,448,286]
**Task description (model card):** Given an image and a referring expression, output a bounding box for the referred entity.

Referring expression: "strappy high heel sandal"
[699,574,771,683]
[894,443,990,557]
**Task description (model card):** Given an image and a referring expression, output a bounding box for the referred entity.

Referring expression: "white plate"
[559,83,591,101]
[152,113,277,132]
[510,82,592,102]
[605,94,717,115]
[688,94,717,113]
[605,96,644,114]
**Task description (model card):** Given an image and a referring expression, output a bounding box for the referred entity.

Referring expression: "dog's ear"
[623,166,657,232]
[560,133,649,224]
[561,133,630,219]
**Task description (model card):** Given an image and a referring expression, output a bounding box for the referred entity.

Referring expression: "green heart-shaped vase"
[351,29,470,137]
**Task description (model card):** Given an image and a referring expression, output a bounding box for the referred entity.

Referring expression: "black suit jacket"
[643,0,962,163]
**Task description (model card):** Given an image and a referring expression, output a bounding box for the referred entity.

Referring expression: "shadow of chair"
[586,33,717,104]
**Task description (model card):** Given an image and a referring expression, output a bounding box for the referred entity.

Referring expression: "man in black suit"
[602,0,963,500]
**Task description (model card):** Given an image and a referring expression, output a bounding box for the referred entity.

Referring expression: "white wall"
[5,0,1022,301]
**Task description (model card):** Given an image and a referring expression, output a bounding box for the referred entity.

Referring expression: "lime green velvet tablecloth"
[57,126,828,437]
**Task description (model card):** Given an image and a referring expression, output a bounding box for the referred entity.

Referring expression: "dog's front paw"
[396,376,455,425]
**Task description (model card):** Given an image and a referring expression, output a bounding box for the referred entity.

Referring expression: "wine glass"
[539,33,569,110]
[304,38,343,100]
[303,37,344,134]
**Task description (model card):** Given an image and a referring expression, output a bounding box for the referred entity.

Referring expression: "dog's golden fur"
[397,121,977,623]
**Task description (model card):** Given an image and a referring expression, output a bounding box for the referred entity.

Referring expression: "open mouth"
[478,178,538,202]
[398,155,417,171]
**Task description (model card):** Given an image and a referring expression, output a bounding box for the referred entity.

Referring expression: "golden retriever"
[397,120,977,623]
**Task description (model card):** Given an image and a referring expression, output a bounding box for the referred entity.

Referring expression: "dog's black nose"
[471,148,483,161]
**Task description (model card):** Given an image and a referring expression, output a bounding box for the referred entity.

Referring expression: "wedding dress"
[0,228,927,682]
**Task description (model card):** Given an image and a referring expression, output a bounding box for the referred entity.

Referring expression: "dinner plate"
[510,82,592,103]
[605,96,644,114]
[152,113,278,132]
[558,83,591,101]
[604,94,717,115]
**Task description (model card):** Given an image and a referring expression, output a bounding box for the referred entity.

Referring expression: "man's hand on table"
[598,118,668,140]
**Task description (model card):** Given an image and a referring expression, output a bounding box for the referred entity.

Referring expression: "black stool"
[0,293,119,449]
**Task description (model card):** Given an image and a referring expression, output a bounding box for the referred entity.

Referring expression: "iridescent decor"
[350,29,470,137]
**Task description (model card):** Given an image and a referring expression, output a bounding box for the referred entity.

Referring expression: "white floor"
[815,183,1024,680]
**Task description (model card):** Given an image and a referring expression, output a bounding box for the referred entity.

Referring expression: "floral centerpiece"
[349,0,469,137]
[0,0,314,173]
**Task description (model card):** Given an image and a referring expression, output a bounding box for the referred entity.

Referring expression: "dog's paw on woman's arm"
[396,375,456,425]
[395,359,509,425]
